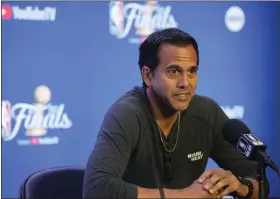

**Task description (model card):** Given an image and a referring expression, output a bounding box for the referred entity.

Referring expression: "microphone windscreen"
[222,119,251,145]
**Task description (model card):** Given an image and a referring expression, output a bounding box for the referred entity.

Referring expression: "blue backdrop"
[2,1,280,197]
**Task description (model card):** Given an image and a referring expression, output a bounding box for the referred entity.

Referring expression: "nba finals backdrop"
[2,1,280,198]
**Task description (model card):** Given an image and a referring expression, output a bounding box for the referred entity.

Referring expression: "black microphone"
[222,119,280,177]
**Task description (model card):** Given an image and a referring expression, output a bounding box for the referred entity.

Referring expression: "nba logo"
[2,100,12,138]
[109,1,124,37]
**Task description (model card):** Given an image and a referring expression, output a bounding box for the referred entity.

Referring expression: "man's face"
[150,44,198,111]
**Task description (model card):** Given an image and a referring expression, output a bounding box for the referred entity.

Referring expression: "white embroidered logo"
[187,151,204,162]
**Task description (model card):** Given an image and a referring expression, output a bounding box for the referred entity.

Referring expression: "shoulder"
[187,94,222,115]
[97,87,149,149]
[103,86,150,127]
[184,94,228,127]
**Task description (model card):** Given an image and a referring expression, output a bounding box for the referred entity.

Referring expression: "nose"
[177,74,190,89]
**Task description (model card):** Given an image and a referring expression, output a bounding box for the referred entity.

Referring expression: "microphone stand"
[256,150,269,199]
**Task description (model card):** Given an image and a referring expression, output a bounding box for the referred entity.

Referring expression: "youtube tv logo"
[2,4,13,19]
[1,4,56,21]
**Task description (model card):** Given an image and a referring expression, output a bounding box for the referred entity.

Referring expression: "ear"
[141,66,152,87]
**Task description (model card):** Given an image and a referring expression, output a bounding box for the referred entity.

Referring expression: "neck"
[146,87,179,134]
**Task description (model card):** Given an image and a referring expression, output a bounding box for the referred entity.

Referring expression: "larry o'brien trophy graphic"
[2,85,73,145]
[109,0,178,44]
[135,1,158,36]
[109,1,158,38]
[26,85,51,136]
[109,1,124,37]
[1,100,12,138]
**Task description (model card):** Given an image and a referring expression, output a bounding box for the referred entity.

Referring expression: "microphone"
[222,119,280,177]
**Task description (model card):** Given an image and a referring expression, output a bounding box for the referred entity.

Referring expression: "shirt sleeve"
[83,102,140,199]
[209,100,270,196]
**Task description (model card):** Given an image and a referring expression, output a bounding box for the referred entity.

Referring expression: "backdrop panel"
[2,1,280,197]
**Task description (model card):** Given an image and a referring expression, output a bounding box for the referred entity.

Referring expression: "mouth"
[173,93,190,101]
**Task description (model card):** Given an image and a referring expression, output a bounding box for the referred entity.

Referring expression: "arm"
[82,103,139,199]
[209,101,270,198]
[137,187,181,198]
[235,178,259,199]
[82,103,193,199]
[139,184,219,198]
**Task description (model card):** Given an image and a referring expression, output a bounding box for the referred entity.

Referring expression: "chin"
[172,102,190,111]
[177,106,189,111]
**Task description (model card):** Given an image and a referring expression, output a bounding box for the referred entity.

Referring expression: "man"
[83,28,269,198]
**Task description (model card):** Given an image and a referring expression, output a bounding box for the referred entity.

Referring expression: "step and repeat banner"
[2,1,280,197]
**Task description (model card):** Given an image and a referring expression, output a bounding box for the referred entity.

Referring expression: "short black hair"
[138,28,199,88]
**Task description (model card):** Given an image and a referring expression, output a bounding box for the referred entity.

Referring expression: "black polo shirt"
[83,86,261,199]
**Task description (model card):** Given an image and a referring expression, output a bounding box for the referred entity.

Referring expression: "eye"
[170,69,178,74]
[167,69,180,77]
[188,67,198,75]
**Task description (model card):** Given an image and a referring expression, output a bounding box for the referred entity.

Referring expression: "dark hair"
[138,28,199,88]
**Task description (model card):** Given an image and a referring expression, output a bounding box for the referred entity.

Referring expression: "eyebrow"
[166,64,181,70]
[166,64,198,70]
